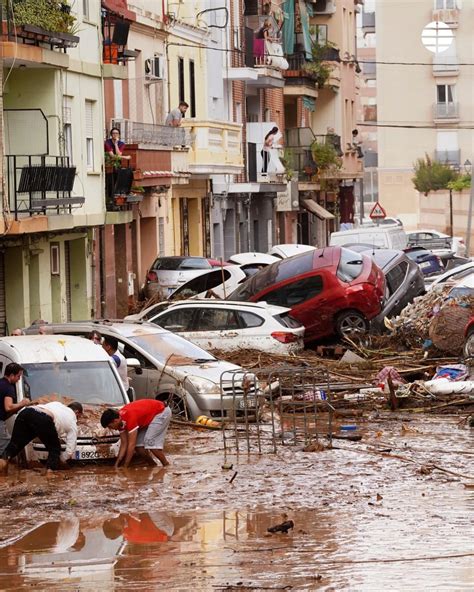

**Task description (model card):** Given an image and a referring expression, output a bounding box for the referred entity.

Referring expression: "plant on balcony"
[311,140,342,176]
[8,0,77,35]
[130,185,145,194]
[304,40,340,89]
[104,153,123,171]
[447,174,471,192]
[412,154,458,195]
[280,149,295,181]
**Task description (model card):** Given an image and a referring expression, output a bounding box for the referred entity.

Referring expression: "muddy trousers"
[3,408,61,470]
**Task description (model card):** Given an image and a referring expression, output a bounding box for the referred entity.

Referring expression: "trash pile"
[386,287,473,353]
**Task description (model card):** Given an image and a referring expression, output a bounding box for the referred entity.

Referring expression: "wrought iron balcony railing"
[111,119,190,147]
[5,155,82,218]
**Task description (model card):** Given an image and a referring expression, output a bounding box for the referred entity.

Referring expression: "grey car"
[361,249,425,330]
[25,321,257,421]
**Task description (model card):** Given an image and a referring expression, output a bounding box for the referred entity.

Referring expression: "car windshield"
[128,333,217,365]
[229,252,315,300]
[336,248,364,282]
[172,269,232,298]
[23,361,126,405]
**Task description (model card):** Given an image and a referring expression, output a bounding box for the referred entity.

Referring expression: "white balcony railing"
[433,102,459,119]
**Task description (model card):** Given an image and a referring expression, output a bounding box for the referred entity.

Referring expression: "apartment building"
[0,0,106,333]
[376,0,474,229]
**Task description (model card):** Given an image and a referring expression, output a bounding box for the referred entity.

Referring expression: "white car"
[407,229,466,257]
[144,300,305,354]
[428,261,474,290]
[168,265,247,300]
[228,252,279,276]
[268,244,317,259]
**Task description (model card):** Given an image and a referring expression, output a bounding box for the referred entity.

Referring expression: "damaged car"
[228,246,386,342]
[142,299,305,354]
[25,322,257,421]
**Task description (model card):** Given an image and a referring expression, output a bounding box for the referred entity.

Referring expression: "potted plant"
[311,141,342,176]
[114,194,126,206]
[104,153,122,173]
[130,185,145,195]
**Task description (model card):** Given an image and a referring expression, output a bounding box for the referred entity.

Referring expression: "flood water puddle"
[0,415,473,590]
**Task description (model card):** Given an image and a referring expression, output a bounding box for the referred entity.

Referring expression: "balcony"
[435,149,461,166]
[242,17,287,88]
[5,155,83,220]
[433,102,460,122]
[101,4,139,79]
[433,1,459,28]
[181,120,243,176]
[111,120,190,147]
[362,12,376,33]
[0,1,79,69]
[283,53,319,97]
[433,54,459,76]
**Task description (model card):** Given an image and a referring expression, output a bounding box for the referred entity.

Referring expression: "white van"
[329,225,408,250]
[0,335,128,462]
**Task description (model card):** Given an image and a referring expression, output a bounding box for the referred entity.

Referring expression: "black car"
[361,249,425,331]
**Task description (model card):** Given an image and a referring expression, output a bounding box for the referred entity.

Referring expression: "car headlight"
[186,376,221,395]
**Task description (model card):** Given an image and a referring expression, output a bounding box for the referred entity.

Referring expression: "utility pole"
[465,173,474,256]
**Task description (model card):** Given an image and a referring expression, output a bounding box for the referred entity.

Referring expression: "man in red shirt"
[100,400,171,468]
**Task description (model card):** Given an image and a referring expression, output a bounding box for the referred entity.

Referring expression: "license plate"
[419,262,431,269]
[239,397,257,409]
[75,450,114,460]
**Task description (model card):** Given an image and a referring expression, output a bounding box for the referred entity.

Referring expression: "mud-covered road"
[0,413,473,591]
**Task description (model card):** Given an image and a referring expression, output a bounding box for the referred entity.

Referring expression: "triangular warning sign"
[369,201,387,219]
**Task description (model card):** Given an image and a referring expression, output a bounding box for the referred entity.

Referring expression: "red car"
[228,246,386,342]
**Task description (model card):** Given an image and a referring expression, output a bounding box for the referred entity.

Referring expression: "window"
[63,96,73,163]
[158,217,165,255]
[259,276,323,307]
[437,84,454,104]
[83,0,89,20]
[312,24,327,46]
[435,0,456,8]
[50,243,60,275]
[337,248,364,282]
[238,311,264,328]
[385,262,408,296]
[85,100,94,171]
[178,57,185,104]
[195,309,240,331]
[156,309,196,332]
[189,60,196,117]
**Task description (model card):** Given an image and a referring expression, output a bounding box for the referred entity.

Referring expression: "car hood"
[164,358,244,382]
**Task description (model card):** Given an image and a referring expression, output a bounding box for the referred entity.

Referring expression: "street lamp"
[464,159,473,256]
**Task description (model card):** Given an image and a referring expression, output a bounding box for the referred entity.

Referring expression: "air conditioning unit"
[145,56,163,80]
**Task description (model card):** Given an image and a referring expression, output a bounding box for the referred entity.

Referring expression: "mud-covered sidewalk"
[0,413,473,591]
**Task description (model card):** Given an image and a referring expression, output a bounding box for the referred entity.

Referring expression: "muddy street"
[0,414,473,591]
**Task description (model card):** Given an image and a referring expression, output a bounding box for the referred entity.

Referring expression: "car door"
[384,261,410,317]
[185,307,244,350]
[119,340,159,400]
[256,274,328,339]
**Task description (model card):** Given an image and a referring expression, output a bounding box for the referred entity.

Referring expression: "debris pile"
[387,288,473,352]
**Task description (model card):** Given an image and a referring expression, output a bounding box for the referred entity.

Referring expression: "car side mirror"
[126,387,135,403]
[126,358,141,368]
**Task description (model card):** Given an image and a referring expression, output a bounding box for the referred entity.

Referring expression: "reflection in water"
[0,505,473,591]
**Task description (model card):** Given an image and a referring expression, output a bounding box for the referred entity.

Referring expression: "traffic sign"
[369,201,387,219]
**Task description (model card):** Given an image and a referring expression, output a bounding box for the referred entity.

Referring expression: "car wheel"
[335,310,369,339]
[156,393,188,420]
[464,331,474,359]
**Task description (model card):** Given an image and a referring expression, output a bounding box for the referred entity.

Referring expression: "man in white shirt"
[0,401,83,474]
[165,101,188,127]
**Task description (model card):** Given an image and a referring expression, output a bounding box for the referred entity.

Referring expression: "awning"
[301,199,335,220]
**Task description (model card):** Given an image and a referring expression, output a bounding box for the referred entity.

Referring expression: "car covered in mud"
[25,322,257,421]
[0,335,128,462]
[138,299,305,354]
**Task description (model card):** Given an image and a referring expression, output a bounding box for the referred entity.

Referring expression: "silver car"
[25,321,256,421]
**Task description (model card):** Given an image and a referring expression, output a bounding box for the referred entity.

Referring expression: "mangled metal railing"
[220,366,334,455]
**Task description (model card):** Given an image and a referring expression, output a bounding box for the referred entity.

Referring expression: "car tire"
[463,331,474,359]
[155,393,188,420]
[335,310,369,339]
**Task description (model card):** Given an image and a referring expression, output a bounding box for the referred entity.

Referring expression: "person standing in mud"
[102,335,129,390]
[100,399,171,469]
[0,401,83,475]
[0,364,31,456]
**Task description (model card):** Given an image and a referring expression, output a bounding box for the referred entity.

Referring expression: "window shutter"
[85,100,94,138]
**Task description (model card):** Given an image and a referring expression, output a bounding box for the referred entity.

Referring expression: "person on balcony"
[261,126,285,174]
[254,19,273,65]
[104,128,131,160]
[165,102,189,127]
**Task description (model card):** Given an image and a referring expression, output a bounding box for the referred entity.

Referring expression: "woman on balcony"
[254,19,273,66]
[261,126,285,174]
[104,128,131,160]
